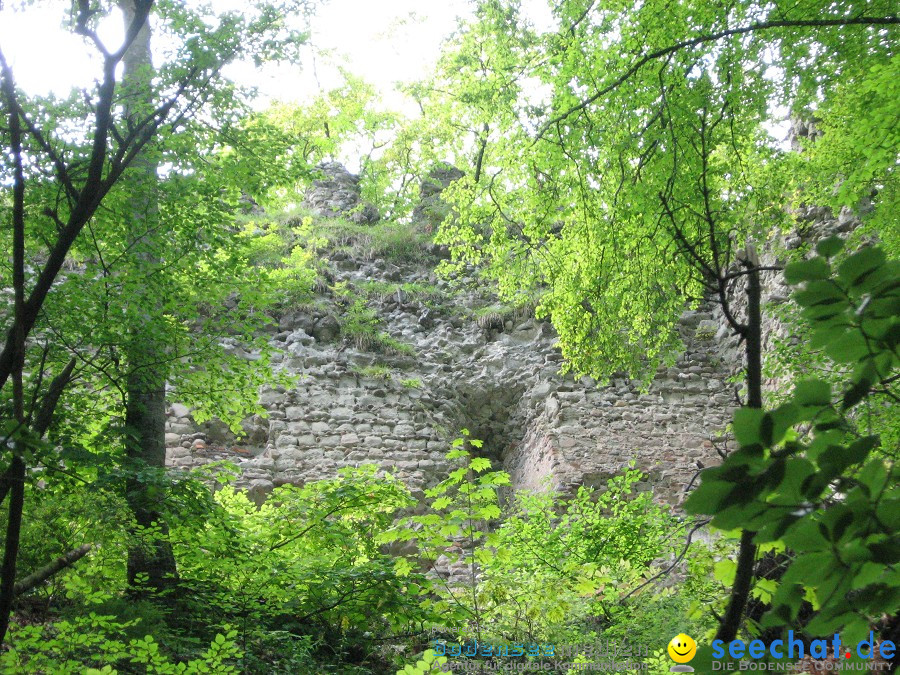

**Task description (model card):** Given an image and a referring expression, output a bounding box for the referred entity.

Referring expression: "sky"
[0,0,479,109]
[242,0,476,111]
[0,0,559,172]
[0,0,788,164]
[0,1,557,107]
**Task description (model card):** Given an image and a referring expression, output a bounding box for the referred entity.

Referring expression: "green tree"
[0,0,160,642]
[409,0,541,185]
[117,0,177,594]
[0,0,313,643]
[425,0,897,644]
[170,465,419,670]
[241,72,432,220]
[686,240,898,666]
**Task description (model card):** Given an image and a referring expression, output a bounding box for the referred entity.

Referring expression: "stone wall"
[166,260,736,505]
[504,308,735,503]
[167,163,842,506]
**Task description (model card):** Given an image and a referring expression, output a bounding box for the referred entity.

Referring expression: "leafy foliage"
[172,465,420,652]
[687,241,898,642]
[424,0,896,389]
[396,648,448,675]
[468,468,698,649]
[386,437,711,670]
[1,614,240,674]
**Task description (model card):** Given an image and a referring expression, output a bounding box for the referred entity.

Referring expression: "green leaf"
[869,540,900,565]
[793,280,846,308]
[824,330,870,364]
[852,562,886,590]
[479,504,501,519]
[753,578,778,603]
[800,303,845,323]
[838,246,886,287]
[733,407,766,447]
[394,557,413,577]
[785,257,830,283]
[857,460,890,496]
[766,403,801,446]
[793,380,832,407]
[684,478,733,515]
[469,457,491,472]
[815,237,844,258]
[842,378,872,410]
[714,559,737,584]
[770,458,816,504]
[808,324,851,350]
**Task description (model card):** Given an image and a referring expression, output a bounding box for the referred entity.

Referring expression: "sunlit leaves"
[797,54,900,255]
[172,464,420,639]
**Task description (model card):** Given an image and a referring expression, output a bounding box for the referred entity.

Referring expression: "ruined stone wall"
[166,163,842,506]
[504,308,735,503]
[165,265,736,506]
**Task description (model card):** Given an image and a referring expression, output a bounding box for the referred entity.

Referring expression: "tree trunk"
[0,458,26,645]
[119,0,177,594]
[715,251,762,642]
[0,47,29,644]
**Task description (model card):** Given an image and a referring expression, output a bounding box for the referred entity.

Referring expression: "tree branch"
[0,3,157,393]
[33,358,78,437]
[535,15,899,140]
[13,545,93,597]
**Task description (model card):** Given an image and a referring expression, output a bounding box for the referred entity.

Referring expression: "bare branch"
[33,358,77,437]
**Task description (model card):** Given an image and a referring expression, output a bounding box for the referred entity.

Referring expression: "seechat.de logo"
[711,631,895,662]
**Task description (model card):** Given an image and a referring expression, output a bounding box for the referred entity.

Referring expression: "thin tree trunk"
[715,251,762,642]
[119,0,177,594]
[0,459,25,645]
[473,123,490,184]
[0,48,29,643]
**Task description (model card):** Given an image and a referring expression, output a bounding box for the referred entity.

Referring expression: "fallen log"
[13,544,92,597]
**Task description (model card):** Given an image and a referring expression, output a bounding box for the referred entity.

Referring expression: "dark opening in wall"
[451,382,527,505]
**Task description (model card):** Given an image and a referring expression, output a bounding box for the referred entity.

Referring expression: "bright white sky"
[0,1,787,165]
[0,0,557,171]
[248,0,477,111]
[0,1,551,110]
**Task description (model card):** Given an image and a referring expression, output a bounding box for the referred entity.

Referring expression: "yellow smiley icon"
[667,633,697,663]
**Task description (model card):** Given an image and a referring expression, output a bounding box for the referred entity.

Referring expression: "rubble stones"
[303,161,379,224]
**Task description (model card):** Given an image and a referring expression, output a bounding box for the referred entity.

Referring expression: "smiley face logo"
[667,633,697,670]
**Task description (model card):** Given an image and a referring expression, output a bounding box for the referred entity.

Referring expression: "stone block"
[275,435,298,448]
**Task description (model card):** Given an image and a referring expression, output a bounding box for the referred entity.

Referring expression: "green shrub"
[352,363,393,380]
[170,465,424,671]
[338,292,415,355]
[396,648,448,675]
[381,444,710,668]
[0,614,240,674]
